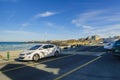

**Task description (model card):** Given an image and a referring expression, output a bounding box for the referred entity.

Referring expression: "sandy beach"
[0,50,22,60]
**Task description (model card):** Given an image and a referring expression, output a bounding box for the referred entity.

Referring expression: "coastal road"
[0,46,120,80]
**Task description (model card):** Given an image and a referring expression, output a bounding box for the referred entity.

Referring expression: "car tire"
[33,54,40,62]
[54,51,59,57]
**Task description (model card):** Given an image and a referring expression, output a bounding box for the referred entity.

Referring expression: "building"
[86,35,101,41]
[114,36,120,40]
[91,35,101,40]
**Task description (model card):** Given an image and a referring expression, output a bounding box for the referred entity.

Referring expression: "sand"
[0,50,23,59]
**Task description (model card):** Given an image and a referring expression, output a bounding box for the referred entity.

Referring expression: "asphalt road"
[0,46,120,80]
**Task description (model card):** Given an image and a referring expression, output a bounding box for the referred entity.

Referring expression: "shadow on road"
[0,63,60,80]
[0,54,75,80]
[63,45,106,52]
[0,54,97,80]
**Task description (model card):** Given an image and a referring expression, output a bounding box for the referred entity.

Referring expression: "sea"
[0,42,39,52]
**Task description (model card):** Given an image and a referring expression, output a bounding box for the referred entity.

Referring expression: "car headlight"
[26,52,32,55]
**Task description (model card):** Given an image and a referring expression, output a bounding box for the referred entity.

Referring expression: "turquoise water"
[0,42,39,52]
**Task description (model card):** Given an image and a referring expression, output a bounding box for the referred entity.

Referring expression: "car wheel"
[54,51,59,57]
[33,54,39,62]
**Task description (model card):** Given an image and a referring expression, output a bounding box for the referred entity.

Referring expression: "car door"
[40,45,49,58]
[47,45,55,56]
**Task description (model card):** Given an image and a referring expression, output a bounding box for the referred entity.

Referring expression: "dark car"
[112,40,120,56]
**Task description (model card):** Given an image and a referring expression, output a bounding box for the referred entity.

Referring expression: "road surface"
[0,46,120,80]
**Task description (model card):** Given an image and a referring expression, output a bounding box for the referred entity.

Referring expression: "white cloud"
[72,10,120,28]
[72,19,94,30]
[20,22,30,30]
[82,24,120,37]
[44,22,79,37]
[0,30,42,41]
[34,11,57,18]
[72,10,120,37]
[21,23,30,27]
[72,10,105,28]
[3,30,36,35]
[45,22,64,30]
[46,22,54,27]
[82,25,94,30]
[106,14,120,21]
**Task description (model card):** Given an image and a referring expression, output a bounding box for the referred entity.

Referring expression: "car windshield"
[29,45,42,50]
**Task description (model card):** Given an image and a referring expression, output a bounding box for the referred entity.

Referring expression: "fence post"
[7,51,10,60]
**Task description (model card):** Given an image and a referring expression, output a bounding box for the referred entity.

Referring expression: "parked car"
[111,40,120,56]
[104,41,115,51]
[19,44,60,61]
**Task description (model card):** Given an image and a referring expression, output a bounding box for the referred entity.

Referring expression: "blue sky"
[0,0,120,41]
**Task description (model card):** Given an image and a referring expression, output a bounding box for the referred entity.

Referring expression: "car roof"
[38,44,55,46]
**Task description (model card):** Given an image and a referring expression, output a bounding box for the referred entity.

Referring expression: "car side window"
[48,45,54,48]
[42,45,49,49]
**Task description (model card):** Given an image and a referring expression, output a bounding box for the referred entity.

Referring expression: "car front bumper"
[18,54,33,61]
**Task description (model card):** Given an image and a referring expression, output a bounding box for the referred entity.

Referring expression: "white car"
[104,41,115,51]
[19,44,60,61]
